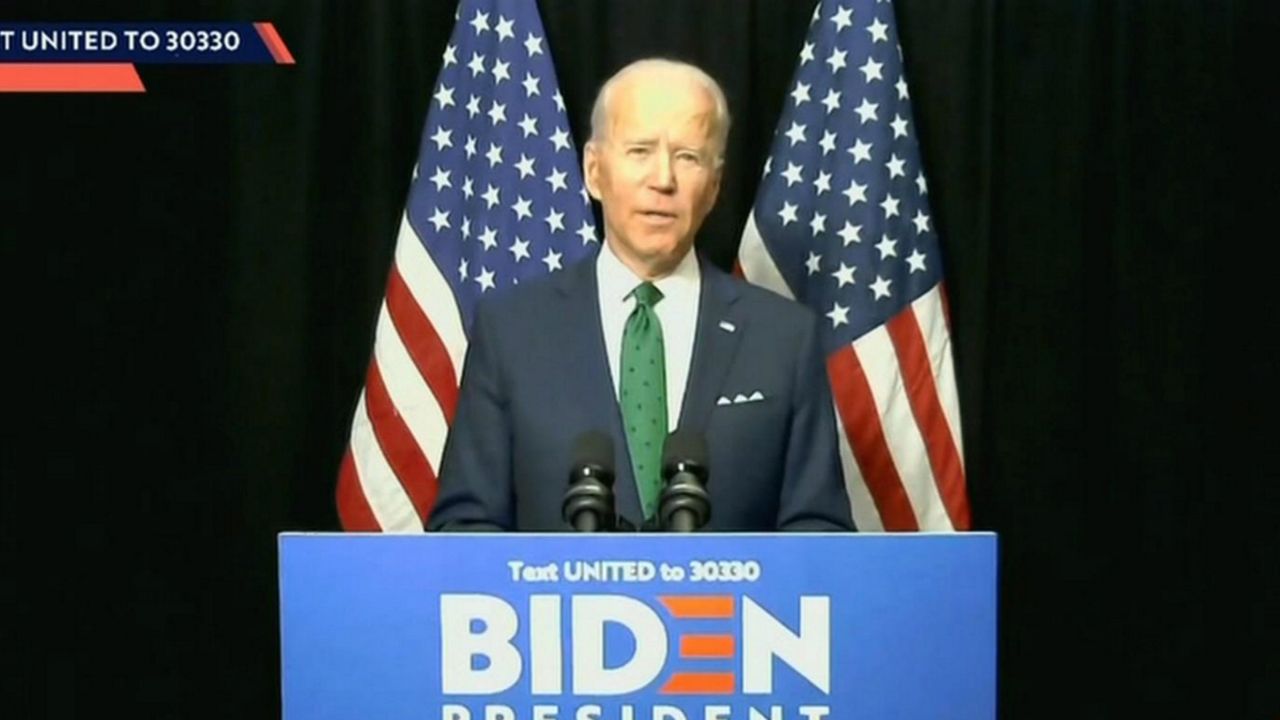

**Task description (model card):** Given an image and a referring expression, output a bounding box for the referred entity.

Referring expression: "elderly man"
[428,59,853,531]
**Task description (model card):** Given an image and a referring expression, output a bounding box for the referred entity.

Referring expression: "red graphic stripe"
[828,347,920,530]
[660,673,735,695]
[0,64,144,92]
[679,635,735,659]
[885,310,971,529]
[254,22,296,64]
[364,361,439,526]
[336,449,380,531]
[658,596,734,619]
[385,264,460,423]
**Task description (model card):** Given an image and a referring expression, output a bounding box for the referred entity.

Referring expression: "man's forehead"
[608,75,715,135]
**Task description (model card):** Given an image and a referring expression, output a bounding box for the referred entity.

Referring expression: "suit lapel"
[677,256,744,435]
[554,257,645,524]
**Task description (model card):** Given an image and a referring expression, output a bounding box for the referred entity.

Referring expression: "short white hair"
[588,58,730,166]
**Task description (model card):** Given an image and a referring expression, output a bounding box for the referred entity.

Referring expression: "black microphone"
[659,430,711,532]
[562,431,616,532]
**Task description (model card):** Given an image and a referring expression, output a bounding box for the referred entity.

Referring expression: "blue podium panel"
[279,533,996,720]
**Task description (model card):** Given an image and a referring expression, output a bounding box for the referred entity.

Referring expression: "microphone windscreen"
[571,430,615,477]
[661,429,708,471]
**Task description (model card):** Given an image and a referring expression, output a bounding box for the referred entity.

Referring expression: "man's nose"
[648,150,675,192]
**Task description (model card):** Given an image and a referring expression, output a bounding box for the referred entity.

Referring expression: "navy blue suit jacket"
[427,251,854,531]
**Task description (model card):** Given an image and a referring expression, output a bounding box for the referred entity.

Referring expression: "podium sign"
[279,533,996,719]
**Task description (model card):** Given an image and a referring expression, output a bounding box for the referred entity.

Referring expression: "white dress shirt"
[596,242,701,431]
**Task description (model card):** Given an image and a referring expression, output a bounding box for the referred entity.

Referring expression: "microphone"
[659,430,711,532]
[562,431,616,532]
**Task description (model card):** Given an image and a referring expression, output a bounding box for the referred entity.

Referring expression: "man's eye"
[676,152,703,165]
[627,147,650,157]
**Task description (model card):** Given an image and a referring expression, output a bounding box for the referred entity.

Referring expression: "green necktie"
[620,281,667,520]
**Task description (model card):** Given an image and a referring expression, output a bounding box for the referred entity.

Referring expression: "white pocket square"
[717,391,766,406]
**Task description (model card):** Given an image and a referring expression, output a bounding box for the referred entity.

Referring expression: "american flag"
[336,0,598,531]
[738,0,971,530]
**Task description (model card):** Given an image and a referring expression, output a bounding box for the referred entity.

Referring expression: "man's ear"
[583,141,603,201]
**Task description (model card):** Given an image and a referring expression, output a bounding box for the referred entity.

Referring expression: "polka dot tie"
[620,281,667,520]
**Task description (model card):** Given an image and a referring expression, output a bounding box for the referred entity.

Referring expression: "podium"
[279,533,996,719]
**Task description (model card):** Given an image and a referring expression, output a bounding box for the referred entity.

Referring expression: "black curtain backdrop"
[2,1,1275,718]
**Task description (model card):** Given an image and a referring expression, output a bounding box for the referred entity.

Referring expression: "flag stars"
[826,301,850,328]
[512,196,533,220]
[544,208,566,232]
[462,176,474,198]
[478,226,499,250]
[778,201,799,226]
[826,48,848,73]
[442,44,457,67]
[830,5,854,32]
[784,121,808,146]
[843,179,868,206]
[522,72,541,97]
[912,209,931,234]
[494,15,515,41]
[468,52,486,77]
[916,171,928,194]
[516,153,536,178]
[433,84,454,109]
[524,32,544,56]
[492,59,511,84]
[849,138,873,163]
[800,41,815,65]
[461,217,471,239]
[855,98,879,124]
[860,56,884,83]
[810,212,827,236]
[509,236,531,262]
[886,153,906,179]
[906,249,927,273]
[483,183,501,208]
[464,136,477,158]
[429,126,452,151]
[880,193,900,218]
[832,262,857,288]
[891,113,909,138]
[896,76,910,100]
[469,10,490,34]
[485,143,504,167]
[428,207,450,232]
[518,113,539,138]
[476,266,496,292]
[466,94,482,118]
[875,234,898,259]
[790,81,812,106]
[782,162,805,187]
[819,131,838,155]
[488,100,507,125]
[545,167,568,192]
[554,91,565,111]
[838,220,863,246]
[821,89,842,114]
[576,221,598,244]
[867,17,890,42]
[815,170,832,195]
[805,251,823,275]
[542,248,563,272]
[429,166,451,192]
[458,258,469,280]
[870,275,893,300]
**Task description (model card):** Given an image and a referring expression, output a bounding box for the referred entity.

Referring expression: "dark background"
[2,0,1276,717]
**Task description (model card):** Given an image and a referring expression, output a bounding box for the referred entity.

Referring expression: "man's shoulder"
[473,256,588,325]
[705,262,820,330]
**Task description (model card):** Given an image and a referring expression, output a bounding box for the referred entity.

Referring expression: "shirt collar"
[597,240,701,306]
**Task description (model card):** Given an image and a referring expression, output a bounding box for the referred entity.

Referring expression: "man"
[428,59,853,531]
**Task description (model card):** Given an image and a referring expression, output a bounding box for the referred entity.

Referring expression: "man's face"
[584,71,723,277]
